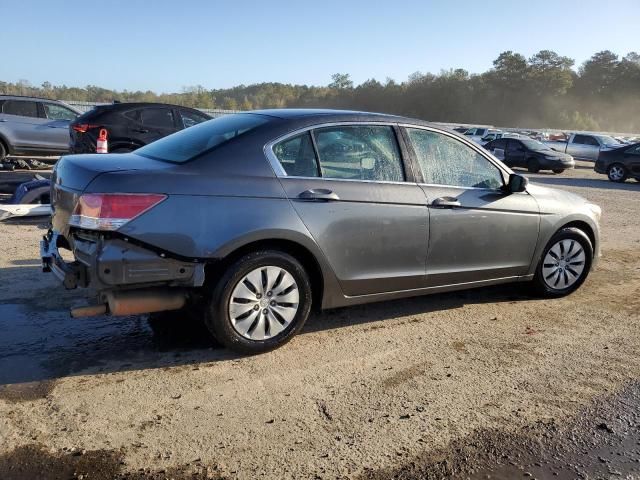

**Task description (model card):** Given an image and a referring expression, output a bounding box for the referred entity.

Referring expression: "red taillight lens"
[70,193,167,231]
[72,123,99,133]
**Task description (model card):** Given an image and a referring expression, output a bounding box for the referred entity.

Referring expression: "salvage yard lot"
[0,162,639,478]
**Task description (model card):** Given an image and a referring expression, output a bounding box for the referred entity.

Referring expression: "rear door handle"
[297,188,340,201]
[431,196,461,208]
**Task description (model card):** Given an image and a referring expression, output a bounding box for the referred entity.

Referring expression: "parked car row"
[0,95,211,160]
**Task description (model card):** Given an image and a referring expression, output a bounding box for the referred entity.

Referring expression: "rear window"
[3,100,38,118]
[135,113,269,163]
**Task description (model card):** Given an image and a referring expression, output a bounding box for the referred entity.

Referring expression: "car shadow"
[0,265,533,388]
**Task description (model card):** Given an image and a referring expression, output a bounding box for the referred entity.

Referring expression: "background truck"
[544,133,623,162]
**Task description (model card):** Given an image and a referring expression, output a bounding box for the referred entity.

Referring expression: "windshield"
[136,113,270,163]
[520,139,551,151]
[595,135,620,147]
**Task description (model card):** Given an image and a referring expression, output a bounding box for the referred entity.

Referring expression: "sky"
[1,0,639,93]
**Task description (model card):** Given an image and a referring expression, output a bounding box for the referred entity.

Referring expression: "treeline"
[2,50,639,132]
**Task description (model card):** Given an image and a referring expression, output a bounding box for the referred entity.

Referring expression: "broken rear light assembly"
[69,193,167,231]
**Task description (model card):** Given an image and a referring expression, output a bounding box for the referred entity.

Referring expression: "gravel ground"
[0,162,638,479]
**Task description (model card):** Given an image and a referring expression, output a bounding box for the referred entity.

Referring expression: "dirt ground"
[0,162,639,479]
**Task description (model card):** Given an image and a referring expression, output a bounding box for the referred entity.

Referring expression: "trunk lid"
[51,153,172,234]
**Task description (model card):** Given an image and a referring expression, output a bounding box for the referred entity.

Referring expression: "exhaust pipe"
[107,289,186,316]
[70,289,186,318]
[70,304,108,318]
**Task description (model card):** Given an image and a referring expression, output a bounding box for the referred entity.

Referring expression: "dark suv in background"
[0,95,80,159]
[69,102,211,153]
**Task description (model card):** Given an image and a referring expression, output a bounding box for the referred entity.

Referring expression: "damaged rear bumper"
[41,229,205,292]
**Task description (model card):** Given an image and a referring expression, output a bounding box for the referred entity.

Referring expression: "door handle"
[431,196,461,208]
[133,128,149,133]
[297,188,340,201]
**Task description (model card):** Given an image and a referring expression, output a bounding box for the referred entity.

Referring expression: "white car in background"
[462,127,491,143]
[479,131,522,145]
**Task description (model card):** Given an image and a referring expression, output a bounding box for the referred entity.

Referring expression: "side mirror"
[507,173,528,193]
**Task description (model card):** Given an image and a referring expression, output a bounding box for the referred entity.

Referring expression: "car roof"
[0,94,68,103]
[96,102,206,110]
[248,108,435,127]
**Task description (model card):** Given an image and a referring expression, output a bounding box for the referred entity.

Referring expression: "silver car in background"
[41,110,602,354]
[0,95,80,160]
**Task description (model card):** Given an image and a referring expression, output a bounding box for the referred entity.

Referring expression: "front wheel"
[204,250,312,354]
[607,163,627,182]
[531,227,593,297]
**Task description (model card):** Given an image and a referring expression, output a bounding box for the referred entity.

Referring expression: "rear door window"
[506,140,523,152]
[2,100,39,118]
[272,132,319,177]
[180,109,210,128]
[140,108,175,129]
[490,139,507,149]
[312,125,404,182]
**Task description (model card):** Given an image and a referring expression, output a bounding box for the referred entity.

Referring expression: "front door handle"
[133,128,149,133]
[298,188,340,201]
[431,196,461,208]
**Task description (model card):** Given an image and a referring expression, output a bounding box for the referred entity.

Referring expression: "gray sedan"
[42,110,601,353]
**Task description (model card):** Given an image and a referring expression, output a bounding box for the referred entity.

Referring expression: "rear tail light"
[72,124,100,133]
[69,193,167,231]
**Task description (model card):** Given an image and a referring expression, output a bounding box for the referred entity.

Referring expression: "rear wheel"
[552,169,564,174]
[531,227,593,297]
[607,163,627,182]
[204,250,312,354]
[527,158,540,173]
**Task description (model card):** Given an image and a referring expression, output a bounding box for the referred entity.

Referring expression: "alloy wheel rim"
[542,239,586,290]
[228,266,299,341]
[609,166,624,180]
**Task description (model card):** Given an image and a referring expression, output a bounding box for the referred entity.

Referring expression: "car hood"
[526,182,590,214]
[539,150,572,160]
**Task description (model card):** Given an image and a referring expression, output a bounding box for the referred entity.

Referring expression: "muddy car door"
[403,126,540,286]
[268,124,429,296]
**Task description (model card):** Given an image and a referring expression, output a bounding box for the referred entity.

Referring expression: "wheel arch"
[204,238,327,311]
[559,220,596,252]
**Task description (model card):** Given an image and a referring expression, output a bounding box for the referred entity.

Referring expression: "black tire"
[607,163,627,183]
[552,169,564,174]
[111,148,133,153]
[204,250,312,354]
[527,158,540,173]
[531,227,593,297]
[0,140,7,161]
